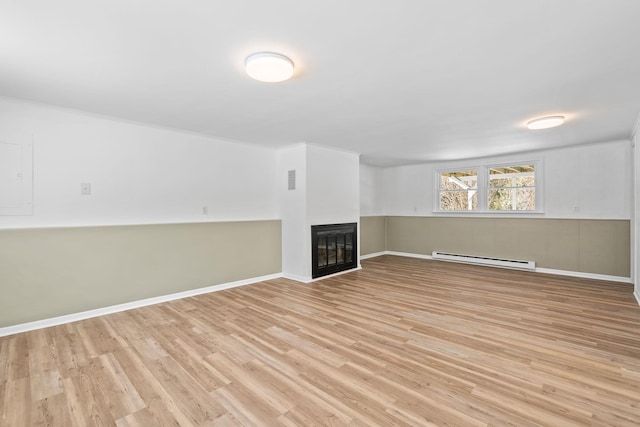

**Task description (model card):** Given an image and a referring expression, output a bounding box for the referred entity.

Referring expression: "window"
[439,170,478,211]
[436,160,541,213]
[488,165,535,211]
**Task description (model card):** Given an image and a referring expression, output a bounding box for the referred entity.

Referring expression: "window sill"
[432,210,545,215]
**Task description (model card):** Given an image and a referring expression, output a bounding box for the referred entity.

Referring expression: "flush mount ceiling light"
[245,52,294,83]
[527,115,565,130]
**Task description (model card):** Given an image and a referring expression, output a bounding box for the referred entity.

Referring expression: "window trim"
[435,167,482,212]
[433,158,544,214]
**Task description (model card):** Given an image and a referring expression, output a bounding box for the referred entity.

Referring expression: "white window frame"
[435,167,481,212]
[485,160,543,213]
[434,158,543,214]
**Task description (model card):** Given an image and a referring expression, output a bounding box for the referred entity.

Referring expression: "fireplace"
[311,223,357,279]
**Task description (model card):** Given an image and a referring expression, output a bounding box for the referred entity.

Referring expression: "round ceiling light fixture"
[245,52,294,83]
[527,115,565,130]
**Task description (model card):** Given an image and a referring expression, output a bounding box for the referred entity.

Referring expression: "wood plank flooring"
[1,255,640,426]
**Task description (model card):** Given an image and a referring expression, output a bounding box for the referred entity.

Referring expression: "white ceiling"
[1,0,639,166]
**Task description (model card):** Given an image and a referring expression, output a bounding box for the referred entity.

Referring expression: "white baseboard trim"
[282,273,313,283]
[0,273,283,338]
[362,251,631,284]
[360,251,386,260]
[535,268,631,284]
[634,289,640,306]
[283,266,363,284]
[385,251,434,260]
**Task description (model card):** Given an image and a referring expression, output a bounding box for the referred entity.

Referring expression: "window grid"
[435,161,541,213]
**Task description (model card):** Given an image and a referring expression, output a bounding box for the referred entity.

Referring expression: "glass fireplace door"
[312,223,357,278]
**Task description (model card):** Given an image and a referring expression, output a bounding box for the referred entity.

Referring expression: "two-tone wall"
[360,140,633,281]
[0,98,282,331]
[1,96,636,331]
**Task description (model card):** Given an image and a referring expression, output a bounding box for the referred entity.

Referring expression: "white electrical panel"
[0,134,33,215]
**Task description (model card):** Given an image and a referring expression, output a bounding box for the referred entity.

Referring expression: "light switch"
[81,183,91,195]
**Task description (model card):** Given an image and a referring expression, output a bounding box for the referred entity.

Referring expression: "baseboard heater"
[432,251,535,271]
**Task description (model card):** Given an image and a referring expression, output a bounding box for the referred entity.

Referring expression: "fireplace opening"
[311,223,357,279]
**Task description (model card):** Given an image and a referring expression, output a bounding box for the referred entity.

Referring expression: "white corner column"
[632,117,640,305]
[278,143,360,282]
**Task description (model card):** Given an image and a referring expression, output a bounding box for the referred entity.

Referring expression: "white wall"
[375,139,632,219]
[381,163,433,216]
[545,141,631,218]
[360,164,384,216]
[0,98,278,229]
[307,144,360,226]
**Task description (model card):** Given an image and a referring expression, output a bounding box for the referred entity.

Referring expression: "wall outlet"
[81,183,91,195]
[202,206,208,215]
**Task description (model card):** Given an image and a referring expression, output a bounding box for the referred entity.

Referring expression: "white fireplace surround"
[277,143,360,282]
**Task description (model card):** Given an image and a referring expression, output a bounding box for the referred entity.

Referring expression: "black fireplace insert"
[311,223,357,279]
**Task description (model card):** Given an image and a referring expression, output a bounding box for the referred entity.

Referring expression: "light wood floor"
[1,255,640,426]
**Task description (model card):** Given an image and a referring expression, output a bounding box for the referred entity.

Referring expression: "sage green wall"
[385,217,630,278]
[360,216,386,255]
[0,220,281,327]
